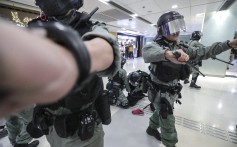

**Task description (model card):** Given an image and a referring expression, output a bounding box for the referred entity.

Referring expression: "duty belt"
[152,82,182,95]
[33,106,100,140]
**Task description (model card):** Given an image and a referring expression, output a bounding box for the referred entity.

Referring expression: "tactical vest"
[150,39,190,82]
[29,12,104,112]
[50,76,103,112]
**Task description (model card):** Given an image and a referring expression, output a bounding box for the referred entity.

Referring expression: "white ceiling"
[5,0,237,37]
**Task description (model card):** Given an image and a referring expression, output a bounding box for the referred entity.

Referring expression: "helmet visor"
[161,18,186,37]
[199,32,203,37]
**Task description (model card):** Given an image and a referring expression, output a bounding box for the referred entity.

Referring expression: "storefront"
[117,33,144,58]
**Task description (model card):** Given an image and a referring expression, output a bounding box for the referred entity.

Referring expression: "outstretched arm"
[186,40,237,61]
[0,20,115,117]
[164,39,237,64]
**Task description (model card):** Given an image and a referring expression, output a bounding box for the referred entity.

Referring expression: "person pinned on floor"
[127,70,150,106]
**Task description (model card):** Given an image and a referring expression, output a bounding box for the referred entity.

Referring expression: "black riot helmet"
[35,0,84,16]
[191,31,203,41]
[129,71,141,86]
[157,11,186,37]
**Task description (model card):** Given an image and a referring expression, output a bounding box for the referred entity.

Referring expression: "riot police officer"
[188,31,203,88]
[107,57,130,108]
[142,11,237,147]
[19,0,120,147]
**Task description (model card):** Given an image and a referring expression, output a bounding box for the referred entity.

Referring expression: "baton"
[212,57,234,66]
[173,51,206,77]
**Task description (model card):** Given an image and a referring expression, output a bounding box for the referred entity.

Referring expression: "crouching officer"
[25,0,120,147]
[106,57,130,108]
[127,70,149,106]
[142,11,237,147]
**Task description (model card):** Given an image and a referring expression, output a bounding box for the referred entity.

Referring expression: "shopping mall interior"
[0,0,237,147]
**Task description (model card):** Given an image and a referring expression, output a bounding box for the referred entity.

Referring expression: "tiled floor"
[0,58,237,147]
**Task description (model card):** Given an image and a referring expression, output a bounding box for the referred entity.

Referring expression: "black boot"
[14,140,39,147]
[190,82,201,89]
[190,76,201,89]
[120,102,129,109]
[146,126,161,141]
[184,79,189,84]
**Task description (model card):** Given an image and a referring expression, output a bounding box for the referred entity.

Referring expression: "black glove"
[29,22,91,87]
[26,121,44,138]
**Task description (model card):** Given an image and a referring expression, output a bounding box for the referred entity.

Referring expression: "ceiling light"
[122,28,126,30]
[196,13,205,17]
[231,89,235,93]
[217,103,222,109]
[228,125,235,131]
[172,5,178,9]
[131,14,138,18]
[98,0,109,5]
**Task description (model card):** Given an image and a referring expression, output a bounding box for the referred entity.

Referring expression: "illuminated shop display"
[0,6,38,27]
[11,11,32,27]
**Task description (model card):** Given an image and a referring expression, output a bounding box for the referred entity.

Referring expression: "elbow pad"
[29,22,91,85]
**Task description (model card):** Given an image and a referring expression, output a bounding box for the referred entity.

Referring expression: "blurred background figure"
[125,39,129,59]
[128,39,134,59]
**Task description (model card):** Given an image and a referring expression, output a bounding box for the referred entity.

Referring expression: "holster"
[146,80,157,103]
[171,83,183,95]
[54,114,78,138]
[159,91,173,119]
[95,90,112,125]
[54,111,96,140]
[78,113,95,141]
[33,106,54,135]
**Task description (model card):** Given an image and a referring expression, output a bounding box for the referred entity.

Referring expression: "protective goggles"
[161,18,186,37]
